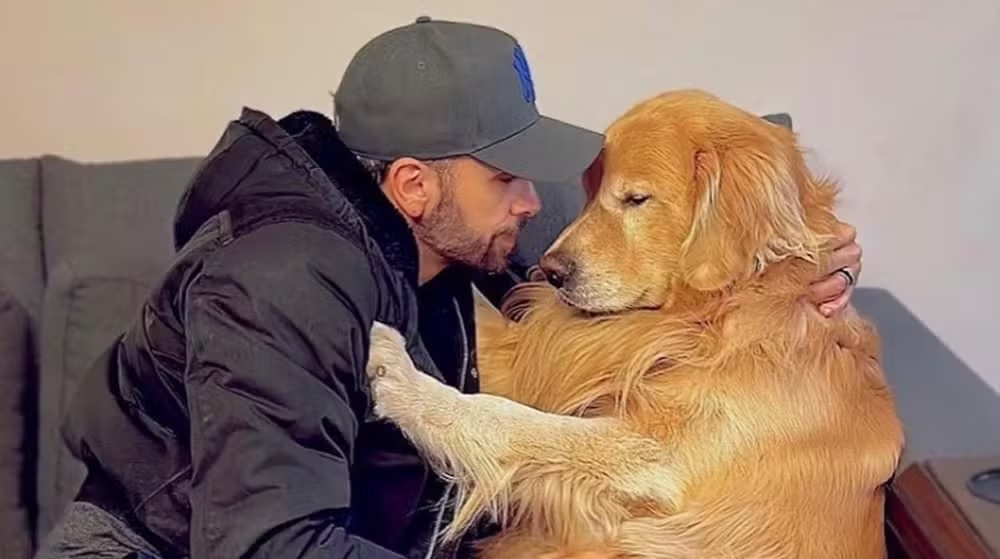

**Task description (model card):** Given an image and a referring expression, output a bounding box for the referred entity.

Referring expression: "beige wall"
[2,0,998,391]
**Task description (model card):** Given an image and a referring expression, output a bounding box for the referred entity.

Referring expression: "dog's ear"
[680,144,820,292]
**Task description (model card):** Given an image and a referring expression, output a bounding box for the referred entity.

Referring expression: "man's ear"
[383,158,435,220]
[680,146,818,292]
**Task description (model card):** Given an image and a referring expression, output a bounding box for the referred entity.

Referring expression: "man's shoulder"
[181,220,382,318]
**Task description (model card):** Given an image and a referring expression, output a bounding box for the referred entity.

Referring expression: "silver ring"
[836,267,856,287]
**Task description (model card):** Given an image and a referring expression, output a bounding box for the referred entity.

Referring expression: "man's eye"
[623,193,651,207]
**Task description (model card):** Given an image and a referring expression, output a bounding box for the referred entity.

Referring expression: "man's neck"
[416,239,449,285]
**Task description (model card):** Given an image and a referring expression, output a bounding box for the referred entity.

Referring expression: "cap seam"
[468,114,541,156]
[435,24,481,147]
[349,114,541,162]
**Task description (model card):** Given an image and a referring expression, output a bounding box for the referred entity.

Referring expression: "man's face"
[413,157,541,273]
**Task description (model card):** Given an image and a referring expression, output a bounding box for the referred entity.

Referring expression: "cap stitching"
[350,113,541,162]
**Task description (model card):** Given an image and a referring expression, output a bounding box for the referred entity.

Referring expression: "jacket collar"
[276,110,422,286]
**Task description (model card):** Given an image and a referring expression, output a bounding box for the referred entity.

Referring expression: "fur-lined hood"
[172,107,421,285]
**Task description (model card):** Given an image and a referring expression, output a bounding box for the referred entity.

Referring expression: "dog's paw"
[367,321,411,378]
[366,321,420,421]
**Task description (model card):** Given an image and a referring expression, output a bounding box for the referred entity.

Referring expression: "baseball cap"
[333,16,603,183]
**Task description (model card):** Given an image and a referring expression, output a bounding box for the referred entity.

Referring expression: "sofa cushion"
[0,290,35,559]
[40,155,199,280]
[35,269,157,540]
[0,159,44,320]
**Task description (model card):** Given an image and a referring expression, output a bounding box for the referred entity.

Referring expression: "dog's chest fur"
[476,291,904,557]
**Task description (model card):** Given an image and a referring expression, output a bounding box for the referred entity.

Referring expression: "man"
[41,17,862,559]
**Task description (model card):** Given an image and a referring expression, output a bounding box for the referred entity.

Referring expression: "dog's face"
[540,90,830,314]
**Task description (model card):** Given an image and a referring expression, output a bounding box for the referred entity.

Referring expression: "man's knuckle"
[816,282,836,300]
[827,278,843,295]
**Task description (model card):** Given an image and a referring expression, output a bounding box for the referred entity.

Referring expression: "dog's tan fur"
[367,89,904,558]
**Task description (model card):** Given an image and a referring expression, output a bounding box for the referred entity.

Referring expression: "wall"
[2,0,998,391]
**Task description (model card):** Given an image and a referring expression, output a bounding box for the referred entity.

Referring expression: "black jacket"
[61,108,499,558]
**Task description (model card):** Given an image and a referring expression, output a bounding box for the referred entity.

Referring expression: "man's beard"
[411,188,520,274]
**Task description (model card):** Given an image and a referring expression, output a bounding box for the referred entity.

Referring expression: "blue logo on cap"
[512,45,536,104]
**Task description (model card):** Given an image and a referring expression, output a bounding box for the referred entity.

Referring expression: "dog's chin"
[556,287,654,316]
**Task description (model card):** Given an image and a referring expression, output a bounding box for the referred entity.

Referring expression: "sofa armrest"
[853,288,1000,465]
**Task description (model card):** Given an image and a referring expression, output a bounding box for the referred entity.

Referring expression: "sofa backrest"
[0,155,202,550]
[1,158,46,558]
[0,159,45,320]
[32,155,201,539]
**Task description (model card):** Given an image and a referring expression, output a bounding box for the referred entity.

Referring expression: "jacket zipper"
[423,298,470,559]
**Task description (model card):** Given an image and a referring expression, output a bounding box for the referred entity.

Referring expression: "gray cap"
[334,17,603,183]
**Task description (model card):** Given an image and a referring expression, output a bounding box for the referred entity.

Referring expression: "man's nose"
[539,251,576,289]
[511,180,541,218]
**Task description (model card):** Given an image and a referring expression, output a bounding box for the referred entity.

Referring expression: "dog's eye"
[623,193,651,207]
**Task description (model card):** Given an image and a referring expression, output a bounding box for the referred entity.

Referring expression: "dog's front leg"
[365,322,476,445]
[366,322,681,546]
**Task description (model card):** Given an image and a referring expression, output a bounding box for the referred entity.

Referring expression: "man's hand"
[809,221,863,316]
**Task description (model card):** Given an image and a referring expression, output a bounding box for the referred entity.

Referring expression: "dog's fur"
[366,89,904,558]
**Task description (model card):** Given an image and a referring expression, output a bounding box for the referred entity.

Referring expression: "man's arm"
[184,224,402,559]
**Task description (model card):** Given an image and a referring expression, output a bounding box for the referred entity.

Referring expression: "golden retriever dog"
[366,89,904,558]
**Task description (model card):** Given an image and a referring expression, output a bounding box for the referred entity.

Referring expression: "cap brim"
[471,116,604,183]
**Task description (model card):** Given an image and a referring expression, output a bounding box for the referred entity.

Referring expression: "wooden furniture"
[886,456,1000,558]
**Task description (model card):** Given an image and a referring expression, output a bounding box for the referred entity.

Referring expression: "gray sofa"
[0,156,202,558]
[3,141,1000,558]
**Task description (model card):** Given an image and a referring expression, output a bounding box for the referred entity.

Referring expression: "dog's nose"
[539,252,575,289]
